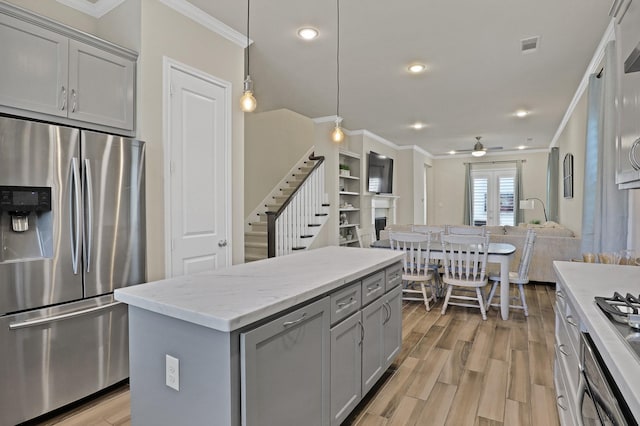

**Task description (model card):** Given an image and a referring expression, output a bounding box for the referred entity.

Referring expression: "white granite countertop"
[554,261,640,420]
[115,246,403,332]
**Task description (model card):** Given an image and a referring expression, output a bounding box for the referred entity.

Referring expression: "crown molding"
[397,144,434,159]
[312,115,338,124]
[431,148,550,160]
[56,0,126,18]
[157,0,249,47]
[549,19,615,148]
[55,0,248,47]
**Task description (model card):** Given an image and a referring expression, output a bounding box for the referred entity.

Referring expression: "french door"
[471,168,516,226]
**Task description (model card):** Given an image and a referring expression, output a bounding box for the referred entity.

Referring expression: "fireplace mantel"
[365,194,399,228]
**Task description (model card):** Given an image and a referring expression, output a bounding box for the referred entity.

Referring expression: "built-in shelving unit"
[338,150,361,246]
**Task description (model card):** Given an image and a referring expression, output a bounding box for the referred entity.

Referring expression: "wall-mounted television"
[367,151,394,194]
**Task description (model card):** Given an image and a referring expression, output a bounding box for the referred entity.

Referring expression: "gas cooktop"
[595,293,640,359]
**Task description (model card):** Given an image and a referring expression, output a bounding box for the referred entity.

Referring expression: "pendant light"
[240,0,257,112]
[330,0,345,143]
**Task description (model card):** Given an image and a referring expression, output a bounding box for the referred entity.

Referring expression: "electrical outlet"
[165,354,179,391]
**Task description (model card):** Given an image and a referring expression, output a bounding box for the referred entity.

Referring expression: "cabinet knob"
[218,240,228,247]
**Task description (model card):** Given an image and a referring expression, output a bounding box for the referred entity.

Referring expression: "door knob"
[218,240,228,247]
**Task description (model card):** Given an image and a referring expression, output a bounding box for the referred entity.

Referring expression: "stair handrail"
[266,153,325,257]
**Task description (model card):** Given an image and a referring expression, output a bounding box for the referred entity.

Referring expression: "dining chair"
[356,226,376,248]
[440,232,491,320]
[412,225,446,296]
[389,231,438,311]
[446,225,487,236]
[486,229,536,316]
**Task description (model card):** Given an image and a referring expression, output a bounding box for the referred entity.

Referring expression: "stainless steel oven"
[579,333,637,425]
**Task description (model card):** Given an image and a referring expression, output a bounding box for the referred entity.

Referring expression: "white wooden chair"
[389,231,438,311]
[440,232,491,320]
[412,225,446,296]
[356,226,376,248]
[486,229,536,316]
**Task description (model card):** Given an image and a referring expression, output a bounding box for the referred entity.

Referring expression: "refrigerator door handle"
[84,159,93,273]
[70,158,81,274]
[8,302,123,330]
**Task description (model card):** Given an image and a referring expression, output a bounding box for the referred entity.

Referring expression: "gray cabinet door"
[241,297,330,426]
[0,14,68,117]
[383,285,402,366]
[361,295,385,395]
[68,39,135,130]
[330,311,362,426]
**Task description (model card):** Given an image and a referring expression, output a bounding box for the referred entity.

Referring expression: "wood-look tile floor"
[36,283,558,426]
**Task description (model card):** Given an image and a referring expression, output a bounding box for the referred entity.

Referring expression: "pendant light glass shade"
[240,76,257,112]
[331,118,345,143]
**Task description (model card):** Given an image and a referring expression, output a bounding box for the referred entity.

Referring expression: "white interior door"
[166,61,231,277]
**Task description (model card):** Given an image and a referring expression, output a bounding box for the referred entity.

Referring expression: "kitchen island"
[115,246,404,426]
[553,261,640,424]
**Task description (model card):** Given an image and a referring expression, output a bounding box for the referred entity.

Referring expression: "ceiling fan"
[455,136,503,157]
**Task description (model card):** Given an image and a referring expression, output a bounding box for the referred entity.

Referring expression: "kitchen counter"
[554,261,640,420]
[116,246,404,425]
[115,246,403,331]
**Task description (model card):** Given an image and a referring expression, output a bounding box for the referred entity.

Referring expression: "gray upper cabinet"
[0,3,137,133]
[68,40,134,130]
[0,14,69,117]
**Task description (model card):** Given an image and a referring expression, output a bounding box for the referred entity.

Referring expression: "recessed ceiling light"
[515,110,529,118]
[408,63,426,73]
[410,122,426,130]
[297,27,319,40]
[518,145,526,150]
[449,150,456,155]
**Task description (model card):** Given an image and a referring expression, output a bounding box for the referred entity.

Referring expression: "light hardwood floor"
[37,283,558,426]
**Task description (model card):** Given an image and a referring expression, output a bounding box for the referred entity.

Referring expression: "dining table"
[371,239,517,320]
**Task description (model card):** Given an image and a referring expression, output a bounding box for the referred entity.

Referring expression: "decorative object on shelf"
[519,197,548,221]
[240,0,257,112]
[330,0,345,143]
[340,212,348,225]
[339,164,350,176]
[563,153,573,198]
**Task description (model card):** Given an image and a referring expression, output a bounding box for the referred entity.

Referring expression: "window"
[472,168,516,226]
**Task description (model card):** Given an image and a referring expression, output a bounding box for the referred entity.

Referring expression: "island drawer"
[361,272,385,307]
[385,263,402,292]
[330,281,361,326]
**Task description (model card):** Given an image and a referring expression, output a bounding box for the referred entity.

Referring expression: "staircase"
[245,151,329,262]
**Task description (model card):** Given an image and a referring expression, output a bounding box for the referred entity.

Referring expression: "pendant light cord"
[336,0,340,118]
[246,0,250,79]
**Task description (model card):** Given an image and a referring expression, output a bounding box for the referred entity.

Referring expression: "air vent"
[521,36,540,54]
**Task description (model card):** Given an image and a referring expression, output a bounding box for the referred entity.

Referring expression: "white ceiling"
[68,0,614,155]
[191,0,612,156]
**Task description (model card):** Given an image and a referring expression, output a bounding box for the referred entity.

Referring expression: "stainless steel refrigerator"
[0,116,145,426]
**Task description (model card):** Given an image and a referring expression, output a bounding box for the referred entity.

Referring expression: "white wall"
[244,109,315,217]
[138,0,245,279]
[554,91,588,238]
[431,151,550,227]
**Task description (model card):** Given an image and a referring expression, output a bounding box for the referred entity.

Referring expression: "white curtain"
[581,41,628,254]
